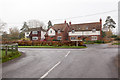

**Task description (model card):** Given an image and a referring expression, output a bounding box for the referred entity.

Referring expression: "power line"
[49,10,117,21]
[6,9,118,24]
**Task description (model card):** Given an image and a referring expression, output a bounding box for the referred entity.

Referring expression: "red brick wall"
[46,24,69,41]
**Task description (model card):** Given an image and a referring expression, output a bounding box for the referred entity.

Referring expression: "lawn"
[18,46,87,48]
[0,49,22,63]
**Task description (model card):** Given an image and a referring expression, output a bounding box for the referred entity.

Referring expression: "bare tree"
[9,27,20,40]
[27,19,45,29]
[0,19,6,34]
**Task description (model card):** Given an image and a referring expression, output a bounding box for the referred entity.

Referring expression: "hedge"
[2,41,84,46]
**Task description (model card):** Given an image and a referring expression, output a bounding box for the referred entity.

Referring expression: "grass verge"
[1,50,22,63]
[112,43,120,45]
[18,46,86,48]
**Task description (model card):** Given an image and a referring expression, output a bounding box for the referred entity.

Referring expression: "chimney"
[64,20,66,24]
[100,18,102,40]
[100,18,102,24]
[69,21,71,25]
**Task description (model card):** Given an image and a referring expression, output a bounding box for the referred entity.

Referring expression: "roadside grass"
[0,50,22,63]
[18,46,86,48]
[112,43,120,45]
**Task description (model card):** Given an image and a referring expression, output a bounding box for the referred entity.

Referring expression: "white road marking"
[65,51,70,58]
[40,61,61,79]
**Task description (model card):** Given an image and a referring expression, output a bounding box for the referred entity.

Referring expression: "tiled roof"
[69,22,101,31]
[52,23,68,31]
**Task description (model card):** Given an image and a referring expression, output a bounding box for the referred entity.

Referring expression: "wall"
[25,32,30,38]
[48,28,55,36]
[41,31,46,40]
[69,31,100,36]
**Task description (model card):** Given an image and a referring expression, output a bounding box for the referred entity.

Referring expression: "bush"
[115,37,120,41]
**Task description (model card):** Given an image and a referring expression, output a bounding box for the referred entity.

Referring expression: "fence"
[1,43,18,56]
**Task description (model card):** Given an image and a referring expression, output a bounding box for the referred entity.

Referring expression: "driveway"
[2,44,118,78]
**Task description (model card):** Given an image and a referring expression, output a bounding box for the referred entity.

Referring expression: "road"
[2,44,118,78]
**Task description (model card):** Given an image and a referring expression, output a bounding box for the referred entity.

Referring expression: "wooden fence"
[1,43,18,56]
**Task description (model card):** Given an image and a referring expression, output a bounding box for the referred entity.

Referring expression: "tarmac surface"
[2,44,118,78]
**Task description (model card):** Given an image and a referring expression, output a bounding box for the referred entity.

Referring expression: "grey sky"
[0,0,119,34]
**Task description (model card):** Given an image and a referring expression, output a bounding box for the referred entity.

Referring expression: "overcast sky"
[0,0,119,34]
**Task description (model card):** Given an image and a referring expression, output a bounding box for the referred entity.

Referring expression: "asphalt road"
[2,44,118,78]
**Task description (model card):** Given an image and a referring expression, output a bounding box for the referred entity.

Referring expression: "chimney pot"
[64,20,66,23]
[69,21,71,25]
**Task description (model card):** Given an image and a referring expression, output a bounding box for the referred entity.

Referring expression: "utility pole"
[118,1,120,36]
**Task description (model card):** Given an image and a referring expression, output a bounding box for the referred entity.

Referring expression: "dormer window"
[92,28,96,32]
[86,27,88,30]
[50,30,52,33]
[58,29,61,34]
[72,29,75,33]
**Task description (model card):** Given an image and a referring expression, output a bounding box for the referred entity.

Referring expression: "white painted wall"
[25,32,30,38]
[48,28,55,36]
[41,31,46,40]
[69,31,100,36]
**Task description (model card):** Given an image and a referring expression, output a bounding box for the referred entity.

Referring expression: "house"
[21,22,47,41]
[68,19,102,41]
[45,21,69,41]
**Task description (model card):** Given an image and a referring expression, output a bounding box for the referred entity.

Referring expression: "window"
[92,29,96,32]
[91,36,97,40]
[71,37,76,40]
[50,30,52,33]
[32,37,38,40]
[27,32,29,34]
[26,36,29,38]
[32,31,38,34]
[57,36,62,40]
[58,29,61,34]
[72,29,75,33]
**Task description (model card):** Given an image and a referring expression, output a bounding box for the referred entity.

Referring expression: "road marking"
[65,51,70,58]
[40,61,61,79]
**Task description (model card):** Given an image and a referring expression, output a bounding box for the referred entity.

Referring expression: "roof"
[69,22,101,31]
[25,27,47,32]
[51,23,68,31]
[21,22,29,30]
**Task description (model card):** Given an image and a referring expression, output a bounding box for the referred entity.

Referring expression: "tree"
[19,32,25,39]
[9,27,20,40]
[103,16,116,38]
[47,20,52,29]
[2,31,9,41]
[0,19,6,34]
[27,19,45,29]
[103,16,116,31]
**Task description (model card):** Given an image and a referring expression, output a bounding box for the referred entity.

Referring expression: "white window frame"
[91,36,97,40]
[58,30,61,34]
[92,29,96,32]
[32,37,38,40]
[86,27,88,30]
[50,30,52,33]
[57,36,62,40]
[72,30,75,33]
[71,37,76,40]
[32,31,38,34]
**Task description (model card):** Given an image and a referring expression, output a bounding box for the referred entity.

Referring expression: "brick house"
[45,21,69,41]
[68,19,102,41]
[21,22,47,41]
